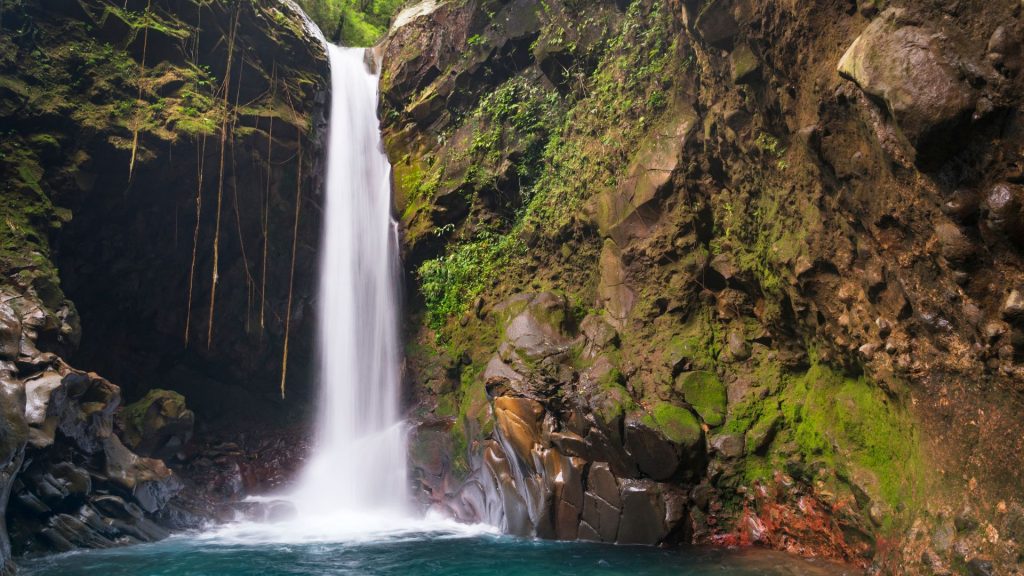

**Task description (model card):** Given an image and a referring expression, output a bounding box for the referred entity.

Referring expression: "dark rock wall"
[0,0,330,570]
[382,0,1024,573]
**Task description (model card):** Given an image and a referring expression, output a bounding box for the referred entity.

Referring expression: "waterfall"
[289,44,407,519]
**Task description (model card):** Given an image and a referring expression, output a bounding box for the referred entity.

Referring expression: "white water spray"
[289,44,407,520]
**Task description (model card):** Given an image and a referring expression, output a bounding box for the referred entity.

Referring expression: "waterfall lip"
[279,0,328,46]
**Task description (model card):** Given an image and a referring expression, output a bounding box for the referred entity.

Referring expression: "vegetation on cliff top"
[294,0,404,46]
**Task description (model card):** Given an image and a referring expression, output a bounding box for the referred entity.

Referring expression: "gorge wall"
[0,0,329,571]
[2,0,1024,575]
[380,0,1024,574]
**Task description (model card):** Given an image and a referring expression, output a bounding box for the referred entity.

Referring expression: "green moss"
[675,370,727,428]
[435,394,457,418]
[666,310,722,372]
[523,0,683,234]
[593,369,634,424]
[119,389,188,446]
[642,402,702,446]
[729,357,925,530]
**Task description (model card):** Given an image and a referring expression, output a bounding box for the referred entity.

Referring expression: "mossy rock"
[642,402,702,448]
[118,389,194,460]
[593,377,633,425]
[675,371,727,428]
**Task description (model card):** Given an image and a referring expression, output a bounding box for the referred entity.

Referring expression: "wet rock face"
[411,292,702,545]
[2,0,332,421]
[0,288,184,564]
[7,362,181,556]
[0,0,330,567]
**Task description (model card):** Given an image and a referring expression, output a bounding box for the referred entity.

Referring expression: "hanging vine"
[183,0,206,346]
[280,85,304,400]
[206,4,241,349]
[128,0,152,180]
[260,61,277,338]
[229,54,257,334]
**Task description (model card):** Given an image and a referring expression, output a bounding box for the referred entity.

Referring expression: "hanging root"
[229,55,256,334]
[128,0,152,180]
[260,62,277,337]
[184,134,208,346]
[280,91,304,400]
[206,5,240,349]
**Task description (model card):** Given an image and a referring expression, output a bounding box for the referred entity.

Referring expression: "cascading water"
[289,44,407,520]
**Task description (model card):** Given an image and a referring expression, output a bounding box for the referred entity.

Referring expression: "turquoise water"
[21,524,856,576]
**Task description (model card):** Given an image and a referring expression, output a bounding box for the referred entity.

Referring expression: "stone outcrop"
[118,390,195,461]
[837,8,978,165]
[412,293,699,545]
[0,288,181,563]
[386,0,1024,573]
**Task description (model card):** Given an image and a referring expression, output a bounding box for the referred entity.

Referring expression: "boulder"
[24,371,64,449]
[595,105,697,244]
[57,372,119,455]
[984,182,1024,240]
[837,8,976,165]
[101,436,181,513]
[731,43,761,84]
[581,463,621,542]
[623,413,681,481]
[694,0,740,48]
[935,222,976,263]
[117,389,195,460]
[579,315,619,360]
[616,479,671,545]
[625,402,706,482]
[987,24,1021,71]
[674,371,727,428]
[1001,290,1024,324]
[711,433,745,459]
[726,330,750,361]
[501,292,573,362]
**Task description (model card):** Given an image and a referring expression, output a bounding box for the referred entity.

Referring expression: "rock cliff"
[0,0,328,571]
[2,0,1024,574]
[381,0,1024,573]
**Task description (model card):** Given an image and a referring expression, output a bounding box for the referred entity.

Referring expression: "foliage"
[418,230,525,332]
[464,78,562,193]
[415,0,683,338]
[293,0,405,46]
[523,0,682,232]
